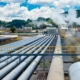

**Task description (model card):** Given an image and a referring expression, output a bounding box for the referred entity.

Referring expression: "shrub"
[10,27,16,33]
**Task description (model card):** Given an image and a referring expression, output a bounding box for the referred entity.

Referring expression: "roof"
[60,26,68,29]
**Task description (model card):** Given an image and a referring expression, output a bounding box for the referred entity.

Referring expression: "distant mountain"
[0,17,58,29]
[37,17,46,21]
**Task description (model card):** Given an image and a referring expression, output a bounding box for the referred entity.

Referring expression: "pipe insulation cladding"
[69,62,80,80]
[0,35,44,54]
[0,36,49,79]
[0,36,45,62]
[47,35,64,80]
[0,36,47,69]
[17,36,54,80]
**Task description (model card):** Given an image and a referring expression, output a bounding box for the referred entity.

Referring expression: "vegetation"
[10,26,16,33]
[40,61,50,68]
[36,30,38,33]
[65,37,80,61]
[0,17,58,29]
[0,31,2,35]
[0,36,22,45]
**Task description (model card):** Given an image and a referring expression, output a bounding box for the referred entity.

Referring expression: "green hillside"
[0,17,58,29]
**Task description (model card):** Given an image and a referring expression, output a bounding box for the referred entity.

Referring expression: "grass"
[40,62,50,68]
[16,36,22,41]
[0,36,22,46]
[65,37,80,61]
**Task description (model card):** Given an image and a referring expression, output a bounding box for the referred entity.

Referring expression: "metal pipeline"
[47,35,64,80]
[0,35,44,54]
[2,36,54,80]
[0,36,50,79]
[0,36,45,62]
[0,36,47,69]
[17,36,54,80]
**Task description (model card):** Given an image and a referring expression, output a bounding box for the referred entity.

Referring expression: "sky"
[0,0,80,21]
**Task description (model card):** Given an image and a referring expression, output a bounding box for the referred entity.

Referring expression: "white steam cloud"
[32,20,52,27]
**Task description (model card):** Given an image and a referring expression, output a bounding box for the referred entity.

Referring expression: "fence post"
[43,57,45,70]
[19,55,21,63]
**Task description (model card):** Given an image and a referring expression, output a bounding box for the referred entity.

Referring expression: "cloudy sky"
[0,0,80,21]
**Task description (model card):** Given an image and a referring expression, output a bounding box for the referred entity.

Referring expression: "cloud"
[0,3,57,21]
[28,0,80,8]
[28,0,53,5]
[0,3,29,21]
[0,2,65,23]
[0,0,26,3]
[0,1,79,26]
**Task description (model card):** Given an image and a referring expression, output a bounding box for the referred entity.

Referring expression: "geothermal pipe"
[2,36,53,80]
[0,35,44,54]
[0,36,45,62]
[0,36,51,79]
[0,37,48,69]
[47,35,64,80]
[17,36,54,80]
[69,62,80,80]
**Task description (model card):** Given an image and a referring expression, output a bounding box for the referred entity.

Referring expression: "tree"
[10,26,16,33]
[48,19,58,28]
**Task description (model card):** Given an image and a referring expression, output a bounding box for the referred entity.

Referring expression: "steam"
[65,8,80,25]
[32,20,52,28]
[49,1,80,28]
[51,5,80,27]
[31,6,79,30]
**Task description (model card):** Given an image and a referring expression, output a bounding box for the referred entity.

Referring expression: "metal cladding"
[17,36,54,80]
[47,35,64,80]
[69,62,80,80]
[0,37,48,69]
[0,36,49,79]
[0,35,54,80]
[0,36,45,62]
[0,35,44,54]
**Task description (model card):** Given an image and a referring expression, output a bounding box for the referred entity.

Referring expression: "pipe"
[0,35,44,54]
[47,35,64,80]
[69,62,80,80]
[17,36,54,80]
[0,36,50,79]
[2,36,53,80]
[0,37,45,62]
[0,37,47,69]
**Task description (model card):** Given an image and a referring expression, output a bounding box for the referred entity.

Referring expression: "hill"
[0,17,58,29]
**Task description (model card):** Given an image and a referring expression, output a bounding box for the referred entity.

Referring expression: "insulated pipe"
[69,62,80,80]
[2,36,53,80]
[1,36,47,78]
[0,37,45,62]
[17,36,54,80]
[0,36,46,62]
[0,35,43,49]
[0,35,44,54]
[0,36,50,79]
[0,36,47,69]
[47,35,64,80]
[0,36,48,66]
